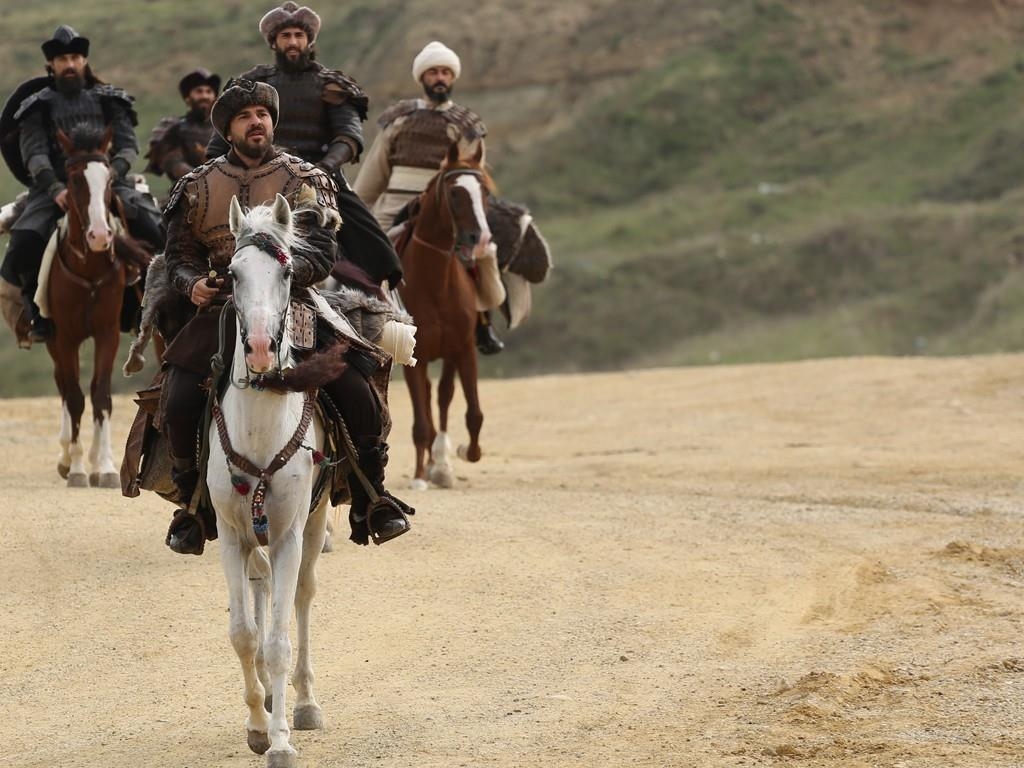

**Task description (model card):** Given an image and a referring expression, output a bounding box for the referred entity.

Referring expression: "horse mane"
[67,123,108,153]
[235,202,318,258]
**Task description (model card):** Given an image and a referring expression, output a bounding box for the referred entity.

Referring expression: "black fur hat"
[178,69,222,99]
[42,25,89,60]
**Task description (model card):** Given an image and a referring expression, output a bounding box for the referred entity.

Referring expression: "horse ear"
[272,193,291,232]
[56,129,74,156]
[229,195,244,235]
[446,141,460,167]
[471,140,484,165]
[100,125,113,154]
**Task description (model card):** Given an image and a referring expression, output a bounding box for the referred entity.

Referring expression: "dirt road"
[2,355,1023,767]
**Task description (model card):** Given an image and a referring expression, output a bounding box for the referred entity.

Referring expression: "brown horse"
[398,142,493,489]
[44,125,131,487]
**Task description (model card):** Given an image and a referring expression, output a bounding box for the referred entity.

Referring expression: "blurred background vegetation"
[3,0,1024,396]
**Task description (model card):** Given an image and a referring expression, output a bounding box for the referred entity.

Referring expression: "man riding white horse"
[354,41,506,355]
[159,79,412,555]
[0,25,165,342]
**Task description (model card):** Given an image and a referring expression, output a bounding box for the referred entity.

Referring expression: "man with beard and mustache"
[157,80,413,556]
[145,69,221,184]
[0,25,165,342]
[207,2,402,295]
[353,41,505,355]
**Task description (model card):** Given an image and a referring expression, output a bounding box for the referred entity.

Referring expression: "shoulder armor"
[93,84,135,107]
[377,99,420,130]
[147,115,179,145]
[12,88,55,121]
[163,155,225,216]
[239,64,277,82]
[317,66,369,121]
[280,153,339,211]
[444,102,487,140]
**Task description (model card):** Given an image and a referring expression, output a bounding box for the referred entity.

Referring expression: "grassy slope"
[3,0,1024,394]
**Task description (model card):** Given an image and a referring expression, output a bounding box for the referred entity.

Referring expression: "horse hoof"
[267,748,298,768]
[247,730,271,755]
[98,472,119,489]
[67,473,88,488]
[57,463,70,480]
[123,354,145,377]
[457,444,482,463]
[409,478,429,491]
[293,704,324,730]
[428,465,454,488]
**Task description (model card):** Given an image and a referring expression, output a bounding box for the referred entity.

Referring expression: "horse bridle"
[62,152,116,259]
[415,168,486,265]
[228,230,294,386]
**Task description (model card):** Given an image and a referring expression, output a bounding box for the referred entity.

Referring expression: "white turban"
[412,41,461,83]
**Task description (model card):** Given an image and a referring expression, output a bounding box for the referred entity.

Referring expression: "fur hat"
[412,41,461,84]
[211,79,279,138]
[259,2,321,45]
[42,25,89,60]
[178,69,222,99]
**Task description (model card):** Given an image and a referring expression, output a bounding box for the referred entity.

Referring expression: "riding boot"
[20,272,51,342]
[475,311,504,355]
[347,438,414,546]
[166,456,206,555]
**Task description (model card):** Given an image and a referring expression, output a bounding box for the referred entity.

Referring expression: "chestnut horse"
[45,125,129,487]
[398,143,493,489]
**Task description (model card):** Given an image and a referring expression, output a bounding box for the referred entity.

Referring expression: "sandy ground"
[2,355,1024,767]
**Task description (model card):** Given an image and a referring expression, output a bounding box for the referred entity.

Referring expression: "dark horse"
[45,125,146,487]
[398,142,493,489]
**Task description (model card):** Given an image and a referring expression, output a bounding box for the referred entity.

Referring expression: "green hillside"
[3,0,1024,395]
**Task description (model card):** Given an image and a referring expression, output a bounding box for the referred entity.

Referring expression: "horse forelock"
[67,124,108,154]
[234,203,314,261]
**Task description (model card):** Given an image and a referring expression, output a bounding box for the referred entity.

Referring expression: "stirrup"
[367,495,411,545]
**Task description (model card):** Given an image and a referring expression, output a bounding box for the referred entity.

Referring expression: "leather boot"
[475,311,504,355]
[347,438,414,546]
[20,274,51,342]
[166,457,205,555]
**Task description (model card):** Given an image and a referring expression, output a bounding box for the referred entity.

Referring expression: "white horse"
[208,193,330,767]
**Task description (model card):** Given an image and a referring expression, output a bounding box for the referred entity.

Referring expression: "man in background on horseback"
[145,69,220,184]
[160,79,411,555]
[207,2,402,294]
[0,25,165,342]
[354,41,505,355]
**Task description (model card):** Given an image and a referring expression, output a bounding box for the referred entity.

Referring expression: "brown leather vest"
[389,109,458,169]
[180,152,337,270]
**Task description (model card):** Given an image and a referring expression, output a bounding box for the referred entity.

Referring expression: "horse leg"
[455,350,484,463]
[427,360,457,488]
[249,547,272,713]
[265,516,304,766]
[88,328,120,488]
[403,363,434,490]
[50,340,87,486]
[293,496,328,731]
[220,532,271,756]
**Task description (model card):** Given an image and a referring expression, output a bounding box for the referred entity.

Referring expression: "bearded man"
[160,80,412,556]
[145,69,221,183]
[0,25,165,341]
[354,41,505,355]
[207,2,401,293]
